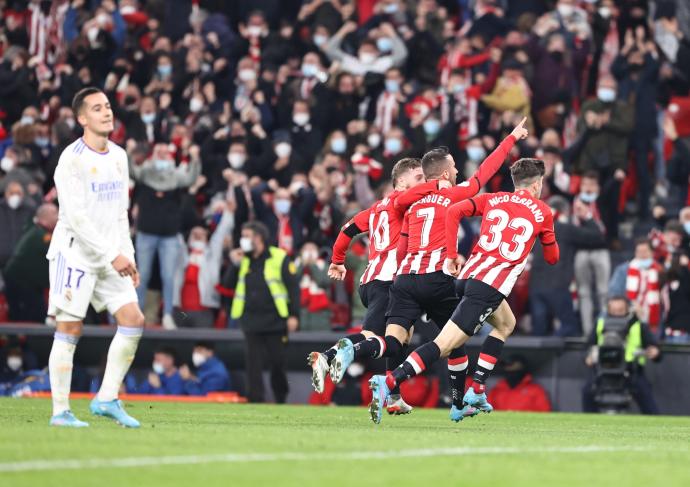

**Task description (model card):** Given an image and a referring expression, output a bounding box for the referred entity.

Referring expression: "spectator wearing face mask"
[0,347,26,384]
[138,348,184,395]
[3,203,58,322]
[626,239,664,334]
[663,251,690,343]
[251,183,312,256]
[107,90,165,144]
[487,355,552,412]
[321,21,408,76]
[0,180,36,268]
[172,200,235,328]
[179,342,231,396]
[574,75,634,245]
[573,172,611,337]
[130,143,201,329]
[296,242,332,331]
[277,51,330,127]
[289,100,323,171]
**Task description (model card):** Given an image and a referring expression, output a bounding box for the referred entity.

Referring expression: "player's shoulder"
[107,140,127,158]
[56,138,86,167]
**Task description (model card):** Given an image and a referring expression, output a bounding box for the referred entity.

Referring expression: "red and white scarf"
[626,261,662,330]
[374,92,400,134]
[299,262,330,312]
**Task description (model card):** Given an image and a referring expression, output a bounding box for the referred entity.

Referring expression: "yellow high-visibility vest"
[231,246,289,319]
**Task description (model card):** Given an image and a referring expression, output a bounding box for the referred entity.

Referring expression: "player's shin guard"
[354,335,402,360]
[472,335,504,393]
[49,332,79,416]
[97,326,142,402]
[388,342,441,390]
[323,332,366,364]
[387,344,409,396]
[447,346,469,408]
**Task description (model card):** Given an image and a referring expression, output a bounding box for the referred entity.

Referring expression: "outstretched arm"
[394,180,443,212]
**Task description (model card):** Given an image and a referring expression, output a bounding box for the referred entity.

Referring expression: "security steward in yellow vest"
[225,222,300,404]
[582,296,661,414]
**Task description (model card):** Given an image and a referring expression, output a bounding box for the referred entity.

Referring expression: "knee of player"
[119,306,145,327]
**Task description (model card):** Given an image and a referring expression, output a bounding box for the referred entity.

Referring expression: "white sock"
[49,332,79,416]
[97,326,143,402]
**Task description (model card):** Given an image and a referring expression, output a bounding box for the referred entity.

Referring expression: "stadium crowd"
[1,0,690,405]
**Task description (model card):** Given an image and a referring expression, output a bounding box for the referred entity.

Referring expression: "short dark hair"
[391,157,421,186]
[154,347,178,363]
[421,147,451,179]
[634,237,652,251]
[242,221,270,244]
[72,87,104,116]
[510,158,545,187]
[194,341,215,352]
[664,219,684,235]
[582,170,600,182]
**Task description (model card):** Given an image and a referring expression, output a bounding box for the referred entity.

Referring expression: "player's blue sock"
[448,346,469,408]
[472,336,503,393]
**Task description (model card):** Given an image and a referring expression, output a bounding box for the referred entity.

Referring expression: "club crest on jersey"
[64,289,72,302]
[90,166,97,175]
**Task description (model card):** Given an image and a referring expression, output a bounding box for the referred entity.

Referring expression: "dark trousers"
[582,371,659,414]
[243,331,289,403]
[530,287,581,337]
[633,135,653,219]
[599,169,622,242]
[5,284,46,322]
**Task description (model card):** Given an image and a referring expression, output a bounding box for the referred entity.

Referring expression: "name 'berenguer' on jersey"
[397,134,519,276]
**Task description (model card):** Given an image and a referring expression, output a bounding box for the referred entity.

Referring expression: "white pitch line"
[0,446,652,473]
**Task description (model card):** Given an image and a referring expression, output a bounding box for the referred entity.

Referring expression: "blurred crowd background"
[1,0,690,355]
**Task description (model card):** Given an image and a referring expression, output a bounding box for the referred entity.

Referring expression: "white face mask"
[189,240,206,251]
[7,356,22,371]
[367,133,381,148]
[7,194,22,210]
[227,152,246,169]
[152,362,165,375]
[359,52,377,64]
[1,156,15,172]
[557,3,575,17]
[247,25,263,38]
[192,352,207,368]
[240,237,254,253]
[293,112,310,126]
[238,69,256,82]
[301,249,319,262]
[275,142,292,158]
[189,97,203,113]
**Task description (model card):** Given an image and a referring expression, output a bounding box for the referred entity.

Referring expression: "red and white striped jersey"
[446,189,559,297]
[331,182,441,284]
[396,134,518,276]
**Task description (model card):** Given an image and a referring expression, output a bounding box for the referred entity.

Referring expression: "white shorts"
[48,251,138,319]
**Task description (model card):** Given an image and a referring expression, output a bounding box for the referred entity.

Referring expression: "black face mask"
[505,370,527,388]
[628,63,643,73]
[549,51,564,63]
[124,95,137,106]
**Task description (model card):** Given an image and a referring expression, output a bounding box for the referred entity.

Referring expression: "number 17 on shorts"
[49,252,94,318]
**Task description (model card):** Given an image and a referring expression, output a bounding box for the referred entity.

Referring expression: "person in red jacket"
[487,355,551,412]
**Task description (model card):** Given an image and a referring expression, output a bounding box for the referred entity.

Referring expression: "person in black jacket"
[663,252,690,343]
[222,221,300,403]
[529,195,608,336]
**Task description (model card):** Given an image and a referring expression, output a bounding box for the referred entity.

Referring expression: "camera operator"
[582,296,661,414]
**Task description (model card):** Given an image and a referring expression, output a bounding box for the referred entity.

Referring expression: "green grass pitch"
[1,398,689,487]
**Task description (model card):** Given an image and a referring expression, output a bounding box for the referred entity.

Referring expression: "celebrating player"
[308,158,446,414]
[334,118,530,423]
[47,87,145,428]
[368,156,559,424]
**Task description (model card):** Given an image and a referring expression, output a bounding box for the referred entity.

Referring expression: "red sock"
[472,381,486,394]
[385,371,397,390]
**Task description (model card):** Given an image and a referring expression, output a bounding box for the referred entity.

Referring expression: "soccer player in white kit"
[47,87,145,428]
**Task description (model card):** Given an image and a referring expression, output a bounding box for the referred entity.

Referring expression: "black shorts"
[385,272,459,331]
[358,280,393,336]
[451,279,506,334]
